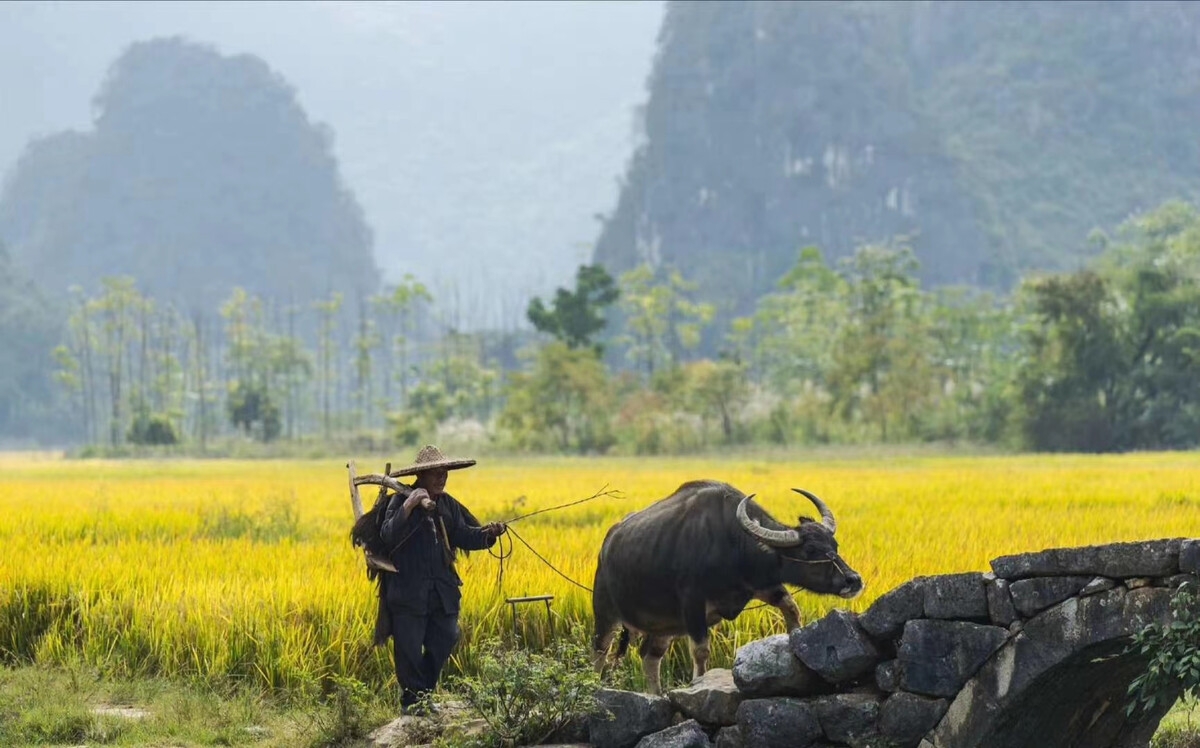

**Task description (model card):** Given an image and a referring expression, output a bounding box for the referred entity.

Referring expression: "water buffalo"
[591,479,863,693]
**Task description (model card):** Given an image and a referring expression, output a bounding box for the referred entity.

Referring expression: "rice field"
[2,450,1199,696]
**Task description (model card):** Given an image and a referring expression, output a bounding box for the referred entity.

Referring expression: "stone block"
[1181,539,1200,574]
[991,539,1183,579]
[714,725,742,748]
[1009,575,1092,617]
[635,719,713,748]
[790,610,881,684]
[737,698,822,748]
[590,689,675,748]
[878,691,949,747]
[876,660,900,692]
[811,692,883,746]
[923,572,989,620]
[860,579,925,639]
[985,575,1018,627]
[732,634,826,697]
[668,668,742,726]
[897,619,1008,698]
[1079,576,1116,597]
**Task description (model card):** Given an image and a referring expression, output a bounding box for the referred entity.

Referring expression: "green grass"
[0,664,397,747]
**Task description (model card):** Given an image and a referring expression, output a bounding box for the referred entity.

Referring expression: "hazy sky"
[0,0,665,325]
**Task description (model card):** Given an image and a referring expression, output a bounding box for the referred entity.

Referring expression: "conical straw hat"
[389,444,477,477]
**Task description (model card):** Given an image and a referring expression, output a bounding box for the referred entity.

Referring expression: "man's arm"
[380,488,431,544]
[444,497,504,551]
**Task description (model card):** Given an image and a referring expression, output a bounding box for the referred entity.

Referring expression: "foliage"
[1015,201,1200,452]
[1127,583,1200,719]
[127,407,179,446]
[615,264,714,375]
[443,634,604,748]
[498,342,615,454]
[527,264,619,353]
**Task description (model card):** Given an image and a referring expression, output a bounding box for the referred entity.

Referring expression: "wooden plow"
[346,459,402,574]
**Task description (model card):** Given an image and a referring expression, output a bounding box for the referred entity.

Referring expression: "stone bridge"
[583,537,1200,748]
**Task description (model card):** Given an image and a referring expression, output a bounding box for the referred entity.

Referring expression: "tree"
[526,264,619,353]
[616,265,714,375]
[827,243,934,441]
[373,275,431,409]
[499,342,615,454]
[314,291,343,439]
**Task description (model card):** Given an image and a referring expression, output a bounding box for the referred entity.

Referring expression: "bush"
[442,634,604,748]
[1127,583,1200,718]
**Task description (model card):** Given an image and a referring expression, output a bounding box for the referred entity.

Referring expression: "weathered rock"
[1181,539,1200,575]
[811,692,883,746]
[732,634,826,697]
[991,539,1183,579]
[1009,575,1092,617]
[546,714,591,743]
[791,610,881,684]
[1126,577,1153,590]
[985,575,1018,627]
[1158,573,1199,590]
[860,579,925,639]
[668,668,742,726]
[714,725,743,748]
[1079,576,1116,597]
[923,572,989,620]
[897,619,1008,698]
[878,691,949,746]
[635,719,713,748]
[736,698,822,748]
[590,689,675,748]
[876,660,900,692]
[368,715,439,748]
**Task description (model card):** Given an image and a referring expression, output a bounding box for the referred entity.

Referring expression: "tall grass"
[2,451,1199,694]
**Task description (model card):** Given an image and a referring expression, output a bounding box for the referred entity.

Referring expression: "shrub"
[442,634,604,748]
[1127,583,1200,718]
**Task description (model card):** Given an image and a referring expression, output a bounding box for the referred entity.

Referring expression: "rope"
[499,485,623,525]
[507,525,593,593]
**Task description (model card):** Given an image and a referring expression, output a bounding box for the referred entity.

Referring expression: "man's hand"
[405,488,436,512]
[482,522,508,538]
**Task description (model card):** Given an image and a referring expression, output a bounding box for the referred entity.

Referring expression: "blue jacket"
[379,489,495,616]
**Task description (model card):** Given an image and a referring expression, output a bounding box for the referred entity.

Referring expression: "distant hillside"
[595,0,1200,321]
[0,239,58,440]
[0,37,376,309]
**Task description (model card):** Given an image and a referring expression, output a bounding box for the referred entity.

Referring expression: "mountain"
[0,1,665,325]
[0,37,376,308]
[594,0,1200,322]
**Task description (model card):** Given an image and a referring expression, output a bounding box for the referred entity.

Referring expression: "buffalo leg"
[682,596,711,682]
[591,586,620,674]
[756,587,802,631]
[639,635,673,695]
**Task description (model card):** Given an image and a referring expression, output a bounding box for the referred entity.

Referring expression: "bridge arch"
[576,538,1199,748]
[921,584,1178,748]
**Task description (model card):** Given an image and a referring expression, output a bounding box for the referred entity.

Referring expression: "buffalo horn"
[736,495,801,547]
[792,488,836,534]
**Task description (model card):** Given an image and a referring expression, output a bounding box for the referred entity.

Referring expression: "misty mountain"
[0,238,58,440]
[0,1,664,325]
[0,37,376,308]
[595,0,1200,323]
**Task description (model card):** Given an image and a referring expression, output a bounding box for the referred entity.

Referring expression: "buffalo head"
[736,489,864,599]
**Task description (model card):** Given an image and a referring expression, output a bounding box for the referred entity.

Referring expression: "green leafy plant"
[443,634,604,748]
[1127,583,1200,718]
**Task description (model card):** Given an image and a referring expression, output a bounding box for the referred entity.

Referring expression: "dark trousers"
[388,589,460,707]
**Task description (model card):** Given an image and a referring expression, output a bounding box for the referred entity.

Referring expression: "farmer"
[379,444,507,715]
